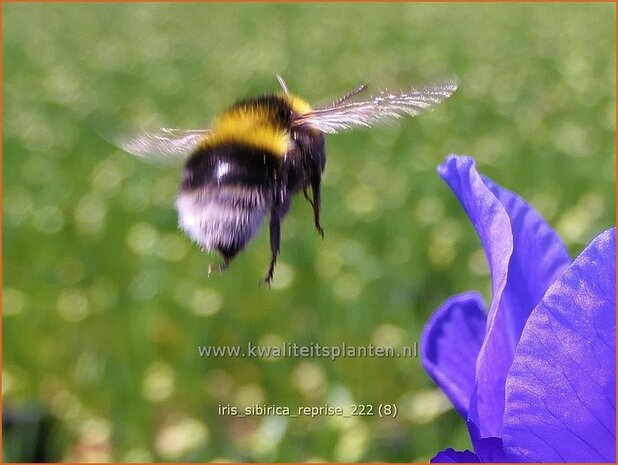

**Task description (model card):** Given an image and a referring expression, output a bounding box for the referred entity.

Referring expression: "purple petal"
[421,292,487,418]
[503,228,616,462]
[467,418,505,461]
[438,155,571,438]
[431,448,480,463]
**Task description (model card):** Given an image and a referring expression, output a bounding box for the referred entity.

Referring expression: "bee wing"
[114,128,211,163]
[292,78,458,134]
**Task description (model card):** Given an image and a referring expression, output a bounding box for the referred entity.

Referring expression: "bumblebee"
[119,76,457,283]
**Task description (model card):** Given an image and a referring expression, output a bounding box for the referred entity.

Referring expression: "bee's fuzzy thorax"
[200,106,287,157]
[198,94,313,158]
[282,93,313,116]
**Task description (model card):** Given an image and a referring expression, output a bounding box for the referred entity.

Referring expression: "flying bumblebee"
[118,76,458,283]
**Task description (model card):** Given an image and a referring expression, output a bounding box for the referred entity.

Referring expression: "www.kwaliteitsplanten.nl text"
[197,342,418,361]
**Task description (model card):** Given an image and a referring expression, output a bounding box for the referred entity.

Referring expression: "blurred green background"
[3,2,615,462]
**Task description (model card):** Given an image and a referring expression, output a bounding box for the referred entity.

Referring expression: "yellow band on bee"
[284,94,313,116]
[200,106,288,157]
[198,93,313,157]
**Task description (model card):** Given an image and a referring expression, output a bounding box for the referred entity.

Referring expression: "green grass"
[3,2,615,462]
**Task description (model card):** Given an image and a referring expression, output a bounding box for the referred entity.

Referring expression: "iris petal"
[502,228,616,462]
[438,155,571,439]
[431,448,481,463]
[421,292,487,418]
[467,418,505,461]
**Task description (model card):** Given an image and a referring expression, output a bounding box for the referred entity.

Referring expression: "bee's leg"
[207,256,230,276]
[263,189,291,285]
[302,182,323,238]
[309,174,324,239]
[264,212,280,285]
[210,243,240,276]
[302,185,314,208]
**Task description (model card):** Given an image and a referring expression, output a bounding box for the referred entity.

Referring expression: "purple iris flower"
[421,155,616,462]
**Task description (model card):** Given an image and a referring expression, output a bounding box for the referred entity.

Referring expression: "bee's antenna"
[333,83,368,107]
[276,75,289,95]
